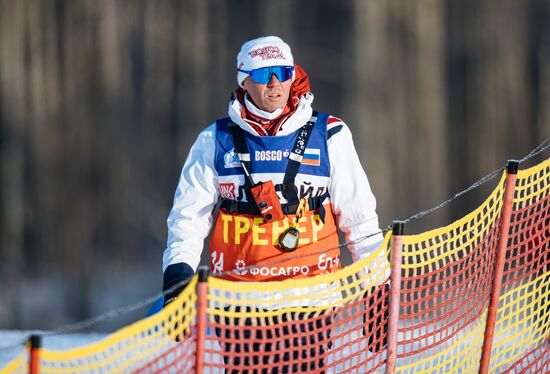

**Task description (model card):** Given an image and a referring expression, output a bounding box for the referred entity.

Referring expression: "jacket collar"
[227,92,314,137]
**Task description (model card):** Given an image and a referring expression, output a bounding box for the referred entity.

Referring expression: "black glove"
[162,263,194,306]
[362,283,390,353]
[162,263,194,341]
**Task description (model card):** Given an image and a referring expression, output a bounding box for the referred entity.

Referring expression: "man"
[162,36,387,371]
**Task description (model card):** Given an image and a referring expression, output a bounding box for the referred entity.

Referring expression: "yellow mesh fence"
[489,158,550,373]
[395,173,506,374]
[0,157,549,374]
[38,276,197,374]
[0,352,26,374]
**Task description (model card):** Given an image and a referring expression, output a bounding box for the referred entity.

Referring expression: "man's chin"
[265,102,285,112]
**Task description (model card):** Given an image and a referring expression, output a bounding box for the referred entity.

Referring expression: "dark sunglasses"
[238,65,295,85]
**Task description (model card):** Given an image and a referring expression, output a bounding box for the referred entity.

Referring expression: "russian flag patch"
[302,148,320,166]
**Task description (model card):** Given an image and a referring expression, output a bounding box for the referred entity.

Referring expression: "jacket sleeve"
[326,119,388,274]
[162,124,219,273]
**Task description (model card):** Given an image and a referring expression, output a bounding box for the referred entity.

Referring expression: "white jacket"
[162,93,385,275]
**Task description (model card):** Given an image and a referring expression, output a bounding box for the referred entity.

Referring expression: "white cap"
[237,36,294,87]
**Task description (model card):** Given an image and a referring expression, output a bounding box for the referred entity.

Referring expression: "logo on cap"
[248,46,286,61]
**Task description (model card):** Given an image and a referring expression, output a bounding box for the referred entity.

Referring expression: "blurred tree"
[0,0,547,329]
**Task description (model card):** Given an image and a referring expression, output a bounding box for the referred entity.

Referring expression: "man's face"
[242,74,292,113]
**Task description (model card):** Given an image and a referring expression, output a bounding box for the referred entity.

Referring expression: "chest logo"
[219,183,236,199]
[224,148,241,168]
[255,150,284,161]
[211,251,224,274]
[302,148,321,166]
[235,259,248,275]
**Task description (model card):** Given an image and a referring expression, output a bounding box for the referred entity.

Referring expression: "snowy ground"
[0,331,107,368]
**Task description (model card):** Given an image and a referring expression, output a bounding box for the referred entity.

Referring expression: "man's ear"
[240,77,247,90]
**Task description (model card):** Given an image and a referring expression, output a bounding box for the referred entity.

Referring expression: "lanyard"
[227,112,317,198]
[227,114,319,252]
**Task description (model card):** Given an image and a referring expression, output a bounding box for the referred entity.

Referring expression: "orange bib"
[209,204,341,281]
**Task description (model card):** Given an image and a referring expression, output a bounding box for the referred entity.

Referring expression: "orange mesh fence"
[395,173,506,373]
[204,239,392,373]
[488,158,550,373]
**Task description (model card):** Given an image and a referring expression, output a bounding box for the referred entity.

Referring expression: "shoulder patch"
[327,125,343,140]
[327,116,343,125]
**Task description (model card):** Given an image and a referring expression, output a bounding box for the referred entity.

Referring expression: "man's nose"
[267,74,280,86]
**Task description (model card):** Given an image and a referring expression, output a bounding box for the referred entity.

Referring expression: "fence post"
[28,335,41,374]
[195,266,209,374]
[386,221,405,374]
[479,160,518,374]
